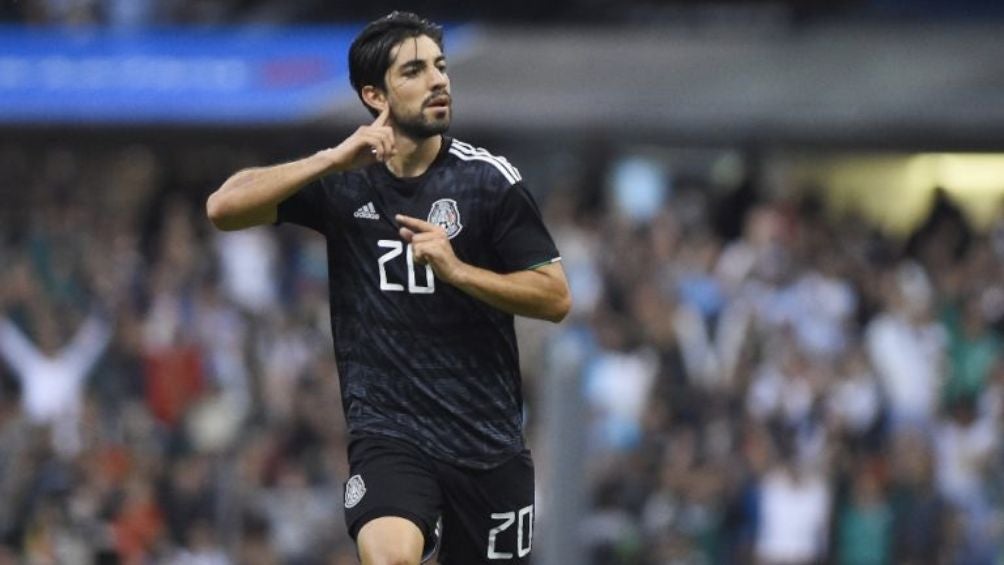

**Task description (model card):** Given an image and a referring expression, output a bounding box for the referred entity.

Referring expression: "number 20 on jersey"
[377,240,435,294]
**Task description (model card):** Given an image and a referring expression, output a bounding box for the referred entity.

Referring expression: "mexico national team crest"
[344,474,366,509]
[428,198,463,239]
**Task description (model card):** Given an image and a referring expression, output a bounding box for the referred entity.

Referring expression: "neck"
[385,133,442,178]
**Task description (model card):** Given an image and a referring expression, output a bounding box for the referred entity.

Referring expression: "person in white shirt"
[0,309,111,457]
[755,457,832,564]
[866,262,947,433]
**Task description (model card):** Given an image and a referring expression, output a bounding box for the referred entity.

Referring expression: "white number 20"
[377,240,435,294]
[487,504,533,560]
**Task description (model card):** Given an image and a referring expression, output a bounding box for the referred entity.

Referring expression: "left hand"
[396,214,465,284]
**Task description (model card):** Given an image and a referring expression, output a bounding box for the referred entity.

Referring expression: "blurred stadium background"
[3,0,1004,563]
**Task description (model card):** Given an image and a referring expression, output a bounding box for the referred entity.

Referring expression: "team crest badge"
[344,474,366,509]
[428,198,463,239]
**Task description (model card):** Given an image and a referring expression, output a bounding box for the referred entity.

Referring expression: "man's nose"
[429,67,448,88]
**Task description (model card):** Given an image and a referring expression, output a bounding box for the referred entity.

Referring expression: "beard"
[392,103,451,140]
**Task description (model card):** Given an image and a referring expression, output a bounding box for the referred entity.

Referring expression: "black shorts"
[343,435,535,564]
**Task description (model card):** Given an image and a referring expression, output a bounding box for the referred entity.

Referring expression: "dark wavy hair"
[348,12,444,116]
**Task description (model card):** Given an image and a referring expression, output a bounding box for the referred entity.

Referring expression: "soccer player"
[206,11,570,565]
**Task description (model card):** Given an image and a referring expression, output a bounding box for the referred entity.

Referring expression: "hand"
[396,214,466,284]
[318,106,396,171]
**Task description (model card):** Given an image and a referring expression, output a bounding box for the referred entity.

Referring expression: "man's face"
[383,34,451,139]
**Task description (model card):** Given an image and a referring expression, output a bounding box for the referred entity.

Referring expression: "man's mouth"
[425,95,451,109]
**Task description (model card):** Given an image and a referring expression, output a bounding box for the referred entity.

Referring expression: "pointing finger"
[373,105,391,127]
[395,214,438,233]
[410,232,443,243]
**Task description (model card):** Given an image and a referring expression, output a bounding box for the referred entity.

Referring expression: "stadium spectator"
[3,138,1004,563]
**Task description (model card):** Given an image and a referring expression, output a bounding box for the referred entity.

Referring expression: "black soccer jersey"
[276,137,560,469]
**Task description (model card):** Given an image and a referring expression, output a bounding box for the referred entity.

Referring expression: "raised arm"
[0,318,41,378]
[62,311,113,380]
[206,107,396,231]
[397,215,572,323]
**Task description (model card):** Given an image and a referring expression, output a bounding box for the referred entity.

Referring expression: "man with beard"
[206,12,570,565]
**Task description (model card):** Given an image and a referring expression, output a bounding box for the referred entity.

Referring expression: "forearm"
[66,312,112,374]
[0,318,38,375]
[451,262,571,323]
[206,151,336,231]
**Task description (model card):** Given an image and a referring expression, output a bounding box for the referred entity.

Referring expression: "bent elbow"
[547,290,572,324]
[205,192,230,230]
[205,191,245,231]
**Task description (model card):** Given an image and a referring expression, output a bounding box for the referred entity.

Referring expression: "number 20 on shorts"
[487,504,533,560]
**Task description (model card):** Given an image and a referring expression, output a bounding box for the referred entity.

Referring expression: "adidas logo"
[353,202,380,220]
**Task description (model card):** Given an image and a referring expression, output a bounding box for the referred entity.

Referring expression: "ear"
[361,85,387,114]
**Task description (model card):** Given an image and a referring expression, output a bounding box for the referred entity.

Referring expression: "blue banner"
[0,25,368,124]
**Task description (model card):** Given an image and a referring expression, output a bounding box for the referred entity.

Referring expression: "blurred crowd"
[0,143,353,564]
[559,155,1004,564]
[1,138,1003,565]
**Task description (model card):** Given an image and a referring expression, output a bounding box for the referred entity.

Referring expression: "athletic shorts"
[343,435,535,564]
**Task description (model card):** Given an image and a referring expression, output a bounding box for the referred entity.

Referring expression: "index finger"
[395,214,438,232]
[372,105,390,126]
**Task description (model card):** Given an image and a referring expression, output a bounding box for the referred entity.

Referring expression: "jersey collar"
[372,136,453,189]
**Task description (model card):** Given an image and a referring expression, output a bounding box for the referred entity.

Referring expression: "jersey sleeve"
[490,182,561,272]
[275,177,331,233]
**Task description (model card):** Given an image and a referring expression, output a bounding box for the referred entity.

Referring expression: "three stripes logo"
[448,140,522,186]
[353,201,380,220]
